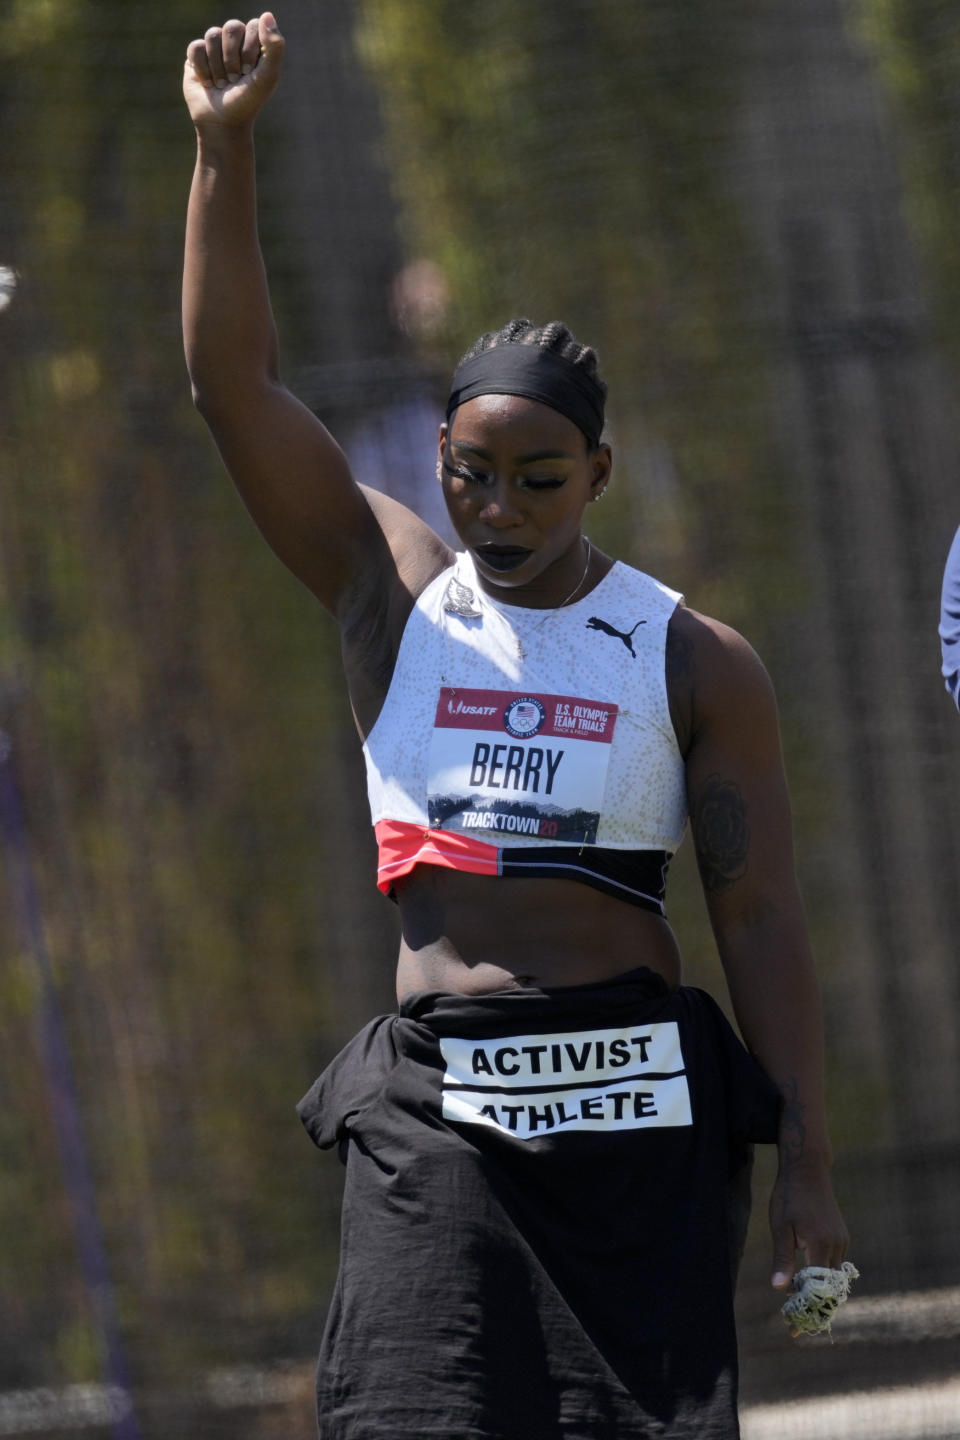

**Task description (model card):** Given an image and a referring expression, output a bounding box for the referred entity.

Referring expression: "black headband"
[445,347,605,449]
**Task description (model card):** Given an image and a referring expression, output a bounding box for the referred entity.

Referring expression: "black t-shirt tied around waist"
[297,972,780,1440]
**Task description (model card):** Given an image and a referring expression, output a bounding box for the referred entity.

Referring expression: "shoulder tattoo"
[690,773,749,893]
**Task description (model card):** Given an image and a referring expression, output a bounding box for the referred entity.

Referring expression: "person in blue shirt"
[940,527,960,710]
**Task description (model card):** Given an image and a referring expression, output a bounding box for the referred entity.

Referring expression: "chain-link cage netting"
[1,0,959,1436]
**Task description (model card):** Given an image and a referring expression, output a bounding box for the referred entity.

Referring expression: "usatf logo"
[447,697,498,717]
[503,696,546,738]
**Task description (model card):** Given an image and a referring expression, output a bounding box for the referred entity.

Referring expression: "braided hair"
[457,319,608,407]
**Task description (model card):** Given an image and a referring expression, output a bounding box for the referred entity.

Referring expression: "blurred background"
[1,0,958,1435]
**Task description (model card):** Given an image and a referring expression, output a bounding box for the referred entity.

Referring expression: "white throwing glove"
[781,1262,860,1336]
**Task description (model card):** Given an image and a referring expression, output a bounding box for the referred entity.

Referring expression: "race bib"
[427,687,618,844]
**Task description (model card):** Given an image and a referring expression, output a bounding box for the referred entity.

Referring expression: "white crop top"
[362,552,688,914]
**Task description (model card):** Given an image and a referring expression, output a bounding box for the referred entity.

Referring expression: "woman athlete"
[183,15,850,1438]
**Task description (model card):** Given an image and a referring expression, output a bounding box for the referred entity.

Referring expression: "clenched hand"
[183,12,285,130]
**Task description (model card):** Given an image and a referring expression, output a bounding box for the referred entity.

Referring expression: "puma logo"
[586,616,647,658]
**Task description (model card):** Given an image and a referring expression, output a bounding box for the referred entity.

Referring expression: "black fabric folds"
[297,970,780,1440]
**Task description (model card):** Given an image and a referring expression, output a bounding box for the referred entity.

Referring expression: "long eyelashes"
[441,460,489,484]
[441,461,566,491]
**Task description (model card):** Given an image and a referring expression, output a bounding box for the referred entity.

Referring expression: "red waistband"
[374,819,499,893]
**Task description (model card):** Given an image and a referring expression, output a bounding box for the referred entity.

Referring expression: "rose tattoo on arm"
[691,774,749,893]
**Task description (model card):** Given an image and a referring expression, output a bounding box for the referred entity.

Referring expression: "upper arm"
[197,377,449,616]
[679,611,801,936]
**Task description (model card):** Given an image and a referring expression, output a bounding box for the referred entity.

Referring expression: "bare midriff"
[394,867,682,1001]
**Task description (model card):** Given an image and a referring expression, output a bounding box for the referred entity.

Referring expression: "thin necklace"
[514,537,592,663]
[440,537,593,668]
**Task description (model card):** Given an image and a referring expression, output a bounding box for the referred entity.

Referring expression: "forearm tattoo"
[690,773,749,892]
[772,1078,808,1243]
[777,1075,807,1172]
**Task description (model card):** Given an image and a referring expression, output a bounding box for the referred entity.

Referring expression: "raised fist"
[183,12,284,129]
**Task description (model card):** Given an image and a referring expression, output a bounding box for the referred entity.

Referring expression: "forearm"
[940,525,960,709]
[183,125,280,405]
[718,899,832,1169]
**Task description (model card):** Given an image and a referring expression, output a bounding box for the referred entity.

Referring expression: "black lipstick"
[475,544,532,572]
